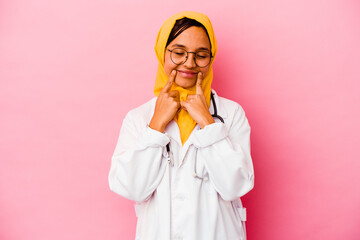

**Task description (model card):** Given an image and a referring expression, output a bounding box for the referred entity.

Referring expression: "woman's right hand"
[149,70,180,132]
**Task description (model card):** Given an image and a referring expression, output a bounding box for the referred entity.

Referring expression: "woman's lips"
[177,70,198,78]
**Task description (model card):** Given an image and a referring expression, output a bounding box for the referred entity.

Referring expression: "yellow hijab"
[154,11,217,144]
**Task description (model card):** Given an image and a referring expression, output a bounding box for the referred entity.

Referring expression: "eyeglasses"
[167,48,212,68]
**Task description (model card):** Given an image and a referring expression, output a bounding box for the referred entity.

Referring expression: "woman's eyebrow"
[170,44,186,48]
[197,47,210,51]
[170,44,210,51]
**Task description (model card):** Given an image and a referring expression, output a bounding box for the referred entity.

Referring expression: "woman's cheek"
[164,55,176,77]
[201,67,210,78]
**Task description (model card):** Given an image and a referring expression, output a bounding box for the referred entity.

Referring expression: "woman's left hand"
[180,72,215,129]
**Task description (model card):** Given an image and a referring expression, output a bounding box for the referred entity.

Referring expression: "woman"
[109,11,254,240]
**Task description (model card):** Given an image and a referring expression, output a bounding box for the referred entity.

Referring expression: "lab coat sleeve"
[192,105,254,201]
[108,111,170,202]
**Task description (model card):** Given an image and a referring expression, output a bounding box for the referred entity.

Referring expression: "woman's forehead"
[169,26,211,50]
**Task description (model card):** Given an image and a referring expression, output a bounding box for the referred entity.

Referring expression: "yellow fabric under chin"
[153,11,217,145]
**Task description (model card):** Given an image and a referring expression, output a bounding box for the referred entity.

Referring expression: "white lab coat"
[109,90,254,240]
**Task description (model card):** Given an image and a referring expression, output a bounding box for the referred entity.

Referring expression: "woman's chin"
[175,77,196,89]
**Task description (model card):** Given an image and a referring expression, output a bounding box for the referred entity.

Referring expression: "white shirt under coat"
[108,90,254,240]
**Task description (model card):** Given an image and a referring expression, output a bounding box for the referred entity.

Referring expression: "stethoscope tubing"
[210,92,224,123]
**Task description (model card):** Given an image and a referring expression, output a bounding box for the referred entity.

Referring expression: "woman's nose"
[184,53,197,68]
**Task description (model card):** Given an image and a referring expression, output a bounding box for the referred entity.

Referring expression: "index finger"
[161,70,177,93]
[196,72,204,95]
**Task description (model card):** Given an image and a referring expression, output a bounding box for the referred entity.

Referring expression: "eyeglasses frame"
[167,48,213,68]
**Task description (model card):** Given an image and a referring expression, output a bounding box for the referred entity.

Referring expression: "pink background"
[1,0,359,239]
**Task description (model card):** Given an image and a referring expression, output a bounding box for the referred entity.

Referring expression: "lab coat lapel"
[164,120,194,167]
[178,125,200,167]
[165,120,182,146]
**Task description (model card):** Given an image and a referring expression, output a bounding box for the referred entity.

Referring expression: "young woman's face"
[164,26,211,89]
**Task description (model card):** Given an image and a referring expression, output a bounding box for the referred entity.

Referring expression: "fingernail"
[172,70,176,74]
[199,72,202,76]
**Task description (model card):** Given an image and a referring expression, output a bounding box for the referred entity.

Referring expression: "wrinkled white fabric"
[109,91,254,240]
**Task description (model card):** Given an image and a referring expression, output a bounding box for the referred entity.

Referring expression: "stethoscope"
[166,91,224,180]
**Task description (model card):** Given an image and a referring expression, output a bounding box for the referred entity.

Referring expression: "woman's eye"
[197,54,209,59]
[196,52,210,58]
[174,52,185,56]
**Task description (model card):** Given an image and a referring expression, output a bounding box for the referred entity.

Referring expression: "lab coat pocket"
[232,199,247,240]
